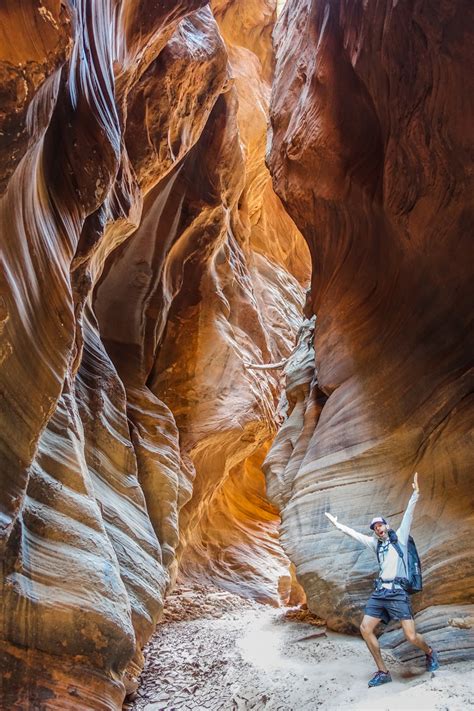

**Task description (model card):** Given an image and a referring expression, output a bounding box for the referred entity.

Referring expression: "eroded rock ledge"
[266,0,474,661]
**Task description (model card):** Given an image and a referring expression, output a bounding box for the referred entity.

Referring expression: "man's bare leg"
[360,615,388,672]
[400,619,431,654]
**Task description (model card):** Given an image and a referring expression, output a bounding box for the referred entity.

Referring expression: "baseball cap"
[369,516,387,530]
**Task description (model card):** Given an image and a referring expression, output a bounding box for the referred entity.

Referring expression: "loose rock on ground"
[126,585,473,711]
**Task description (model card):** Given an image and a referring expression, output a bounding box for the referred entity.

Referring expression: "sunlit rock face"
[95,0,309,606]
[267,0,474,660]
[0,0,309,707]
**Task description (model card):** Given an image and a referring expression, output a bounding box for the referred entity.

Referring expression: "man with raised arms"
[325,473,440,687]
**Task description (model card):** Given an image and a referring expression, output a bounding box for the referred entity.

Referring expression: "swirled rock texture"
[266,0,474,661]
[0,0,309,708]
[95,0,308,606]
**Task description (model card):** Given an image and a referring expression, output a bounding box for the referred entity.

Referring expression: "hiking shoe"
[426,649,440,672]
[368,670,392,687]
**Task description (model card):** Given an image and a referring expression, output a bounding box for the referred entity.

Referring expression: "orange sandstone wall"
[0,1,309,708]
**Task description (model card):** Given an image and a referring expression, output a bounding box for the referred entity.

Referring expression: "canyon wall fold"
[266,0,474,661]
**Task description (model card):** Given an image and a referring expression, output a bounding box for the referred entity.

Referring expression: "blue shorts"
[364,588,413,625]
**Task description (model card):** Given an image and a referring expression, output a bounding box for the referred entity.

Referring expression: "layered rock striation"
[266,0,474,660]
[0,1,308,708]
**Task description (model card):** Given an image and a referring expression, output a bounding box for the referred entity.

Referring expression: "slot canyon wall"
[0,1,309,708]
[266,0,474,661]
[0,0,473,708]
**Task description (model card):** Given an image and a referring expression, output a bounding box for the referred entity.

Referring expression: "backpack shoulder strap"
[390,540,408,576]
[390,540,404,559]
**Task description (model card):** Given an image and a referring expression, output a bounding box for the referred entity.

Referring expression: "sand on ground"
[127,585,473,711]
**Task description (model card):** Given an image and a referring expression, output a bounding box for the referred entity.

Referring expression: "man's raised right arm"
[324,512,376,551]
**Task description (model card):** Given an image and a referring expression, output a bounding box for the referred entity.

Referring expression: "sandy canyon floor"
[127,586,473,711]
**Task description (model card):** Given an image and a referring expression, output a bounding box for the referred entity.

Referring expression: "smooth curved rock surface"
[96,82,307,604]
[0,1,309,707]
[266,0,474,660]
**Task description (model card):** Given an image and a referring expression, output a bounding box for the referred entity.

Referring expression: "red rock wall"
[267,0,474,659]
[0,1,309,707]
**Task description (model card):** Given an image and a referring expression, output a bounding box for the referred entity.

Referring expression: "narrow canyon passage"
[1,0,473,709]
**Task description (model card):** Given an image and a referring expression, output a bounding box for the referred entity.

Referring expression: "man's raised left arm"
[397,472,420,544]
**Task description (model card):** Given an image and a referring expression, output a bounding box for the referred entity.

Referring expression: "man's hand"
[324,512,338,527]
[412,472,419,493]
